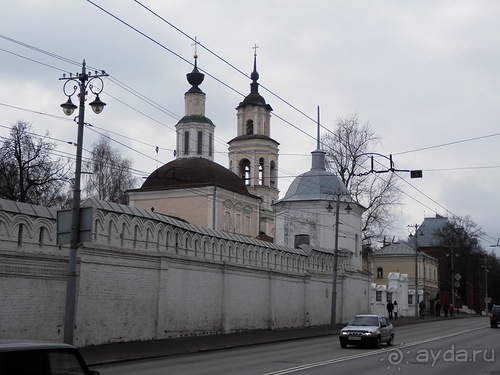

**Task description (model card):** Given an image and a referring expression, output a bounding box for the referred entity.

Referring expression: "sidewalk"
[80,314,477,366]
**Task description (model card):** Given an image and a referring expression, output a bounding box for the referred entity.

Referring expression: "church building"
[228,51,279,239]
[128,54,262,237]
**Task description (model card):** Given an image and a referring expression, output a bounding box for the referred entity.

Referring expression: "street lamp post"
[483,257,489,314]
[326,191,352,329]
[445,246,458,314]
[59,60,107,344]
[409,224,422,319]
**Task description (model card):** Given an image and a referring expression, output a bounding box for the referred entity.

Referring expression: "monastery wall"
[0,199,369,347]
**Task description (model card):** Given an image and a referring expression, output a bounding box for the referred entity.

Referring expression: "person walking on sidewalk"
[443,303,449,317]
[449,303,454,317]
[435,300,441,316]
[393,301,399,319]
[387,300,394,319]
[419,300,426,318]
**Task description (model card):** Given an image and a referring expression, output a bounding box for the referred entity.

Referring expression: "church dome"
[139,157,253,196]
[282,168,350,202]
[280,149,351,202]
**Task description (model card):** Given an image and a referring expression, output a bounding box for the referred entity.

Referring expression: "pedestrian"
[387,300,394,319]
[393,301,399,319]
[419,300,426,318]
[435,300,441,317]
[449,303,454,317]
[443,303,448,317]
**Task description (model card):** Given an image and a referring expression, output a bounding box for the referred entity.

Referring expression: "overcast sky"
[1,0,499,252]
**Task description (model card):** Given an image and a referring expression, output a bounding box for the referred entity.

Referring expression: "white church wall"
[1,200,342,347]
[338,271,371,323]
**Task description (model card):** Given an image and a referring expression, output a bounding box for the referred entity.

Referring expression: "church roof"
[136,157,255,197]
[280,149,352,202]
[228,133,279,145]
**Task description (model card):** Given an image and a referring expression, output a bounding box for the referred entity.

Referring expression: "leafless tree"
[83,134,137,204]
[322,113,402,245]
[0,121,72,207]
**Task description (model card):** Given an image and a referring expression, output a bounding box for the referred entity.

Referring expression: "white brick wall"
[0,199,371,347]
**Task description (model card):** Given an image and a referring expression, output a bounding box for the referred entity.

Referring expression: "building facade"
[128,55,261,237]
[228,53,279,238]
[370,242,439,316]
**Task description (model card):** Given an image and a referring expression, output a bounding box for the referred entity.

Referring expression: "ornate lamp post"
[59,60,108,344]
[326,190,352,329]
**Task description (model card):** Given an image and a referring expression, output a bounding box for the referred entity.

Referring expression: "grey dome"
[281,149,351,202]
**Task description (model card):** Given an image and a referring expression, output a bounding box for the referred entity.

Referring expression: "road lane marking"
[260,325,488,375]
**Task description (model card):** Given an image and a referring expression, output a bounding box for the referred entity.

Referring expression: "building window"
[258,158,264,185]
[387,292,393,302]
[197,131,202,155]
[209,133,213,157]
[377,267,383,279]
[184,131,190,155]
[376,291,382,302]
[408,294,413,305]
[246,119,254,135]
[239,159,251,185]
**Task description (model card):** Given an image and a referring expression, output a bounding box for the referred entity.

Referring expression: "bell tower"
[176,51,215,161]
[228,48,279,238]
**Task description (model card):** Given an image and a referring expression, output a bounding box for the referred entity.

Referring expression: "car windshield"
[348,316,379,326]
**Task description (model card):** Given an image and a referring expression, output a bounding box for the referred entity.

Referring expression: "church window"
[246,119,254,135]
[270,160,276,186]
[408,294,413,305]
[209,133,213,157]
[376,291,382,302]
[387,292,393,302]
[239,159,251,185]
[184,131,190,155]
[197,131,203,155]
[258,158,265,185]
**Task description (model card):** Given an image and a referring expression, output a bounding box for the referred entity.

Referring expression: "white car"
[339,314,394,348]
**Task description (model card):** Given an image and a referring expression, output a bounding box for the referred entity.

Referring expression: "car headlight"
[340,331,349,336]
[363,331,376,336]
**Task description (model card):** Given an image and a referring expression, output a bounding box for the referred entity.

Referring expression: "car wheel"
[374,336,381,349]
[387,335,393,346]
[340,342,347,348]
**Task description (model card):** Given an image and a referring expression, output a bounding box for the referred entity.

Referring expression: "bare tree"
[0,121,72,207]
[322,113,402,245]
[83,135,137,204]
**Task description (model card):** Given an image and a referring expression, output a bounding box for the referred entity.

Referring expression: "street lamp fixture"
[59,60,108,345]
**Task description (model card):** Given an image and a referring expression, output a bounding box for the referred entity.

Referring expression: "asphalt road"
[94,318,496,375]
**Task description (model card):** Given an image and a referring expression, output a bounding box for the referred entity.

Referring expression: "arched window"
[270,160,277,187]
[246,119,254,135]
[259,158,265,185]
[239,159,251,185]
